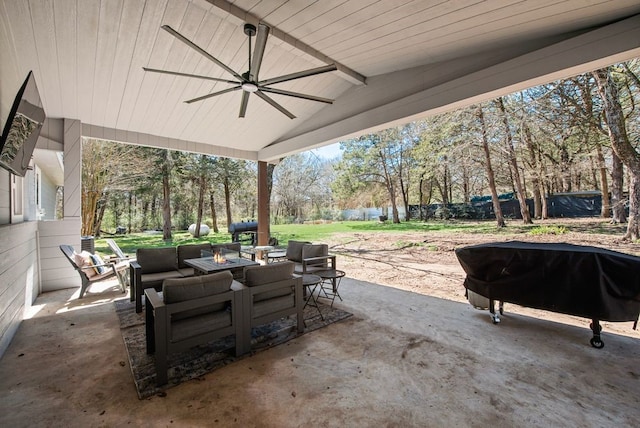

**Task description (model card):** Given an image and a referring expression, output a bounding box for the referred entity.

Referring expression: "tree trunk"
[595,144,611,218]
[194,174,205,238]
[161,152,172,241]
[523,124,542,219]
[593,67,640,239]
[418,175,425,221]
[224,176,232,228]
[477,105,505,227]
[209,192,219,233]
[610,151,626,224]
[399,176,410,221]
[496,97,532,224]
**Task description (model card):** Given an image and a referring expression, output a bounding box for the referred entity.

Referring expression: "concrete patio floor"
[1,277,639,427]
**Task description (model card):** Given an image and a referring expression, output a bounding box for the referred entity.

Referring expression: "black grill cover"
[455,241,640,322]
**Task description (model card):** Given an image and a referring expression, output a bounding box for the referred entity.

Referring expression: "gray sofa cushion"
[141,271,184,290]
[285,241,310,262]
[244,261,295,302]
[163,271,233,320]
[137,247,178,274]
[171,310,232,342]
[254,295,295,318]
[177,243,212,268]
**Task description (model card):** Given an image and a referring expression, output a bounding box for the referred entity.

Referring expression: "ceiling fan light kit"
[144,22,337,119]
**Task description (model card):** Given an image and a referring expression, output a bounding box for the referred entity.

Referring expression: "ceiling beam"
[258,14,640,162]
[204,0,366,86]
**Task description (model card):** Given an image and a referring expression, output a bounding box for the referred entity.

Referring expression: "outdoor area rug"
[114,298,352,399]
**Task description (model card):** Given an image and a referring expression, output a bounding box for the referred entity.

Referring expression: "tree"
[336,130,411,223]
[496,97,532,224]
[81,139,152,236]
[476,104,505,227]
[593,67,640,240]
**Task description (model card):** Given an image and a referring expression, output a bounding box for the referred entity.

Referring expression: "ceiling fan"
[143,23,337,119]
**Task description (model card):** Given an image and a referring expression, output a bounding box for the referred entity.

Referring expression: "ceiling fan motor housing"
[244,23,256,37]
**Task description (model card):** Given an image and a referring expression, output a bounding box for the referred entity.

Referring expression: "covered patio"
[1,1,640,424]
[1,274,638,426]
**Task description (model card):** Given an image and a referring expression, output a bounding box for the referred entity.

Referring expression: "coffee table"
[184,256,259,279]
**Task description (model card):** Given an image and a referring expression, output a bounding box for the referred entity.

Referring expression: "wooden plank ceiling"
[1,0,640,159]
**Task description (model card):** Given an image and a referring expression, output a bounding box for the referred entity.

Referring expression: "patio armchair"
[105,238,132,262]
[59,245,127,298]
[144,271,244,386]
[238,261,304,354]
[285,240,336,274]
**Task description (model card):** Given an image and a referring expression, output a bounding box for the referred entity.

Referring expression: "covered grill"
[455,241,640,348]
[228,221,258,245]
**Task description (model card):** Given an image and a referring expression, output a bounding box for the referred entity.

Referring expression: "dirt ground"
[327,217,640,338]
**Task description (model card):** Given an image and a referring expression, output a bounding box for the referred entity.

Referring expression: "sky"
[309,142,342,159]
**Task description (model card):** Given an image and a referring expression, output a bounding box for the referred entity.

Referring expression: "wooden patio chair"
[59,245,128,298]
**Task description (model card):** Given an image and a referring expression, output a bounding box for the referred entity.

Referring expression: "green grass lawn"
[93,218,624,257]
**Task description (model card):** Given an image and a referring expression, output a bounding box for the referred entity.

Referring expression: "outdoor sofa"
[130,242,241,313]
[144,261,304,385]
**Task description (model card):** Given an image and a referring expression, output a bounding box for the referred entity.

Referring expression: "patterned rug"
[114,298,352,399]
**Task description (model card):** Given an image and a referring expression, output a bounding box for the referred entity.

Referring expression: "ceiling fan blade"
[250,24,269,82]
[255,91,296,119]
[185,86,241,104]
[259,87,333,104]
[143,67,238,84]
[161,25,244,81]
[259,64,337,87]
[239,91,250,117]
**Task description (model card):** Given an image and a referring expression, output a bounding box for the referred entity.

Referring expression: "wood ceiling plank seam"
[28,0,64,116]
[153,6,213,135]
[274,0,350,35]
[143,2,207,134]
[129,0,190,131]
[169,15,230,137]
[116,0,170,131]
[336,1,560,72]
[296,0,398,47]
[118,0,169,131]
[327,0,515,61]
[355,0,639,74]
[179,21,250,139]
[208,0,365,84]
[0,2,29,110]
[238,0,285,18]
[75,0,100,127]
[260,0,317,26]
[91,0,125,130]
[104,0,147,129]
[314,0,458,55]
[53,0,78,119]
[281,0,377,42]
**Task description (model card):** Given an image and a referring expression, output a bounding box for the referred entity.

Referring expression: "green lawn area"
[93,218,623,257]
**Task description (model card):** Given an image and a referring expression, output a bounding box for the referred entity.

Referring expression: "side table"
[299,274,323,322]
[315,269,345,308]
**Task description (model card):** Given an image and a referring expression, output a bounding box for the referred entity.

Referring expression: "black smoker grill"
[228,221,258,245]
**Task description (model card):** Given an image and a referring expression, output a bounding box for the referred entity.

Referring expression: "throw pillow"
[74,251,97,278]
[89,254,108,274]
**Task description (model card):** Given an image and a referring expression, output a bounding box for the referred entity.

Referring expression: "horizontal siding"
[0,221,38,358]
[38,219,81,293]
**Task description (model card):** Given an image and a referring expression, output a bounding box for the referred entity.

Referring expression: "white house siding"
[0,168,9,223]
[0,221,38,357]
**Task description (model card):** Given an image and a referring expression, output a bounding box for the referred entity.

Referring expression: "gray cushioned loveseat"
[130,242,241,313]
